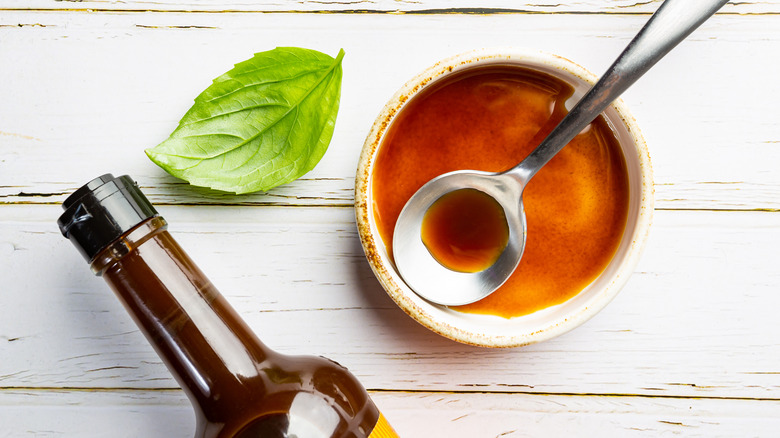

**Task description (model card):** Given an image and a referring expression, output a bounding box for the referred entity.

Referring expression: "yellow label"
[368,412,399,438]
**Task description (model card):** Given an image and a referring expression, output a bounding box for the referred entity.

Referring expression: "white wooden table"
[2,1,780,436]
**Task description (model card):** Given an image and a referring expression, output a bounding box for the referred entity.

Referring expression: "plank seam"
[2,202,779,213]
[3,386,780,402]
[0,8,775,16]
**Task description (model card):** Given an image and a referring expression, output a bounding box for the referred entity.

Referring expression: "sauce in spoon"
[421,188,510,273]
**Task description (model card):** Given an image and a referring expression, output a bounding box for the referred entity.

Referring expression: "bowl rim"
[355,47,654,348]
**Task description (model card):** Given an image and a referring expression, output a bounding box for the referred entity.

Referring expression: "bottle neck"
[92,217,275,420]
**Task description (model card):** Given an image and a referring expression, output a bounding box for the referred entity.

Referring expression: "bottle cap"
[58,174,158,262]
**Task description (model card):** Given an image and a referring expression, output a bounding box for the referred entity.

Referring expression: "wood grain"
[1,389,779,437]
[2,206,779,400]
[1,0,777,14]
[0,12,778,210]
[2,4,779,436]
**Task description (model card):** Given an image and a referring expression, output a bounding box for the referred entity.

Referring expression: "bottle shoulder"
[202,354,380,438]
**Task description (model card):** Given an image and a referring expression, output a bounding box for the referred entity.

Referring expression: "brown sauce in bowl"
[371,66,630,318]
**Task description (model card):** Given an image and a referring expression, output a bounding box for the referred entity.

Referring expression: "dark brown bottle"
[58,174,398,438]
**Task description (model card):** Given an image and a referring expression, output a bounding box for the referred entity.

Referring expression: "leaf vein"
[180,102,288,128]
[203,69,321,104]
[197,55,342,164]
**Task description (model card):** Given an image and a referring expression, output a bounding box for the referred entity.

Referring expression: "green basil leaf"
[146,47,345,194]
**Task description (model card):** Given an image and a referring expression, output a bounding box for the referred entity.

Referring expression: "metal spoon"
[393,0,729,306]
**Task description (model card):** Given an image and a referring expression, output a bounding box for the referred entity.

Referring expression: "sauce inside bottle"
[372,66,629,318]
[58,174,398,438]
[421,188,509,273]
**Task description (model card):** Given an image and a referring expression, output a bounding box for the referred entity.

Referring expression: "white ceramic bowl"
[355,48,653,348]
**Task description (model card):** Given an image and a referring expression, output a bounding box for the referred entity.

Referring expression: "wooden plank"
[0,12,779,210]
[0,0,776,14]
[2,205,779,399]
[0,389,194,438]
[1,389,779,437]
[377,392,780,437]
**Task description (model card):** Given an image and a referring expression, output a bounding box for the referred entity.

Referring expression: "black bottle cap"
[58,174,158,262]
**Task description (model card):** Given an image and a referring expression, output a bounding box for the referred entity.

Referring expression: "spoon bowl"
[393,170,526,305]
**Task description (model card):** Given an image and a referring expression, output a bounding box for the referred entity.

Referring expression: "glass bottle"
[57,174,398,438]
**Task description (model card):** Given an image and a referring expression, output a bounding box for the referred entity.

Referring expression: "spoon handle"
[508,0,729,184]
